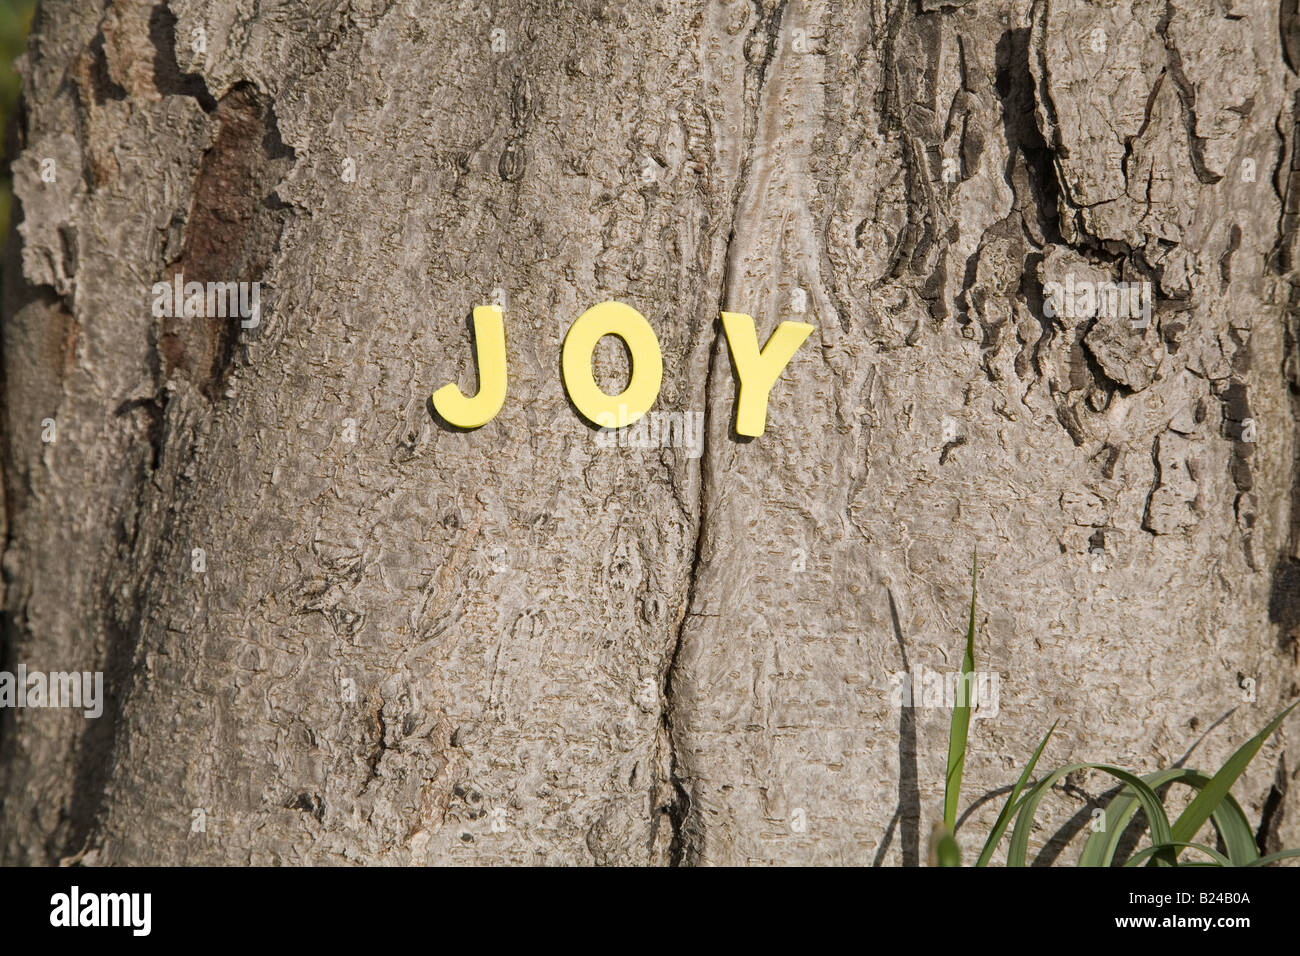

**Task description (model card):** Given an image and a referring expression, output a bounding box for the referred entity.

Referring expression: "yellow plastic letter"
[720,311,813,437]
[432,305,508,428]
[562,301,663,427]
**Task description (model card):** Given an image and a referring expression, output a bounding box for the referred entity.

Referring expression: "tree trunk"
[2,0,1299,866]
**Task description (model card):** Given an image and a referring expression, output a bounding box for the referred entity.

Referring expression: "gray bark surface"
[1,0,1299,865]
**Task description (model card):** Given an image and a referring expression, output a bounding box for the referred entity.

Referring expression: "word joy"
[431,301,813,437]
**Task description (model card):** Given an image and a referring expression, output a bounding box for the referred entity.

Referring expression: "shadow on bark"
[874,588,920,866]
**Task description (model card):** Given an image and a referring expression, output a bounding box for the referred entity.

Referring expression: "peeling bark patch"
[1094,443,1122,480]
[98,0,161,103]
[114,396,167,472]
[40,299,79,384]
[1220,223,1241,286]
[1083,314,1158,393]
[1156,2,1223,186]
[147,4,216,110]
[285,791,325,823]
[939,434,966,465]
[1218,380,1255,494]
[1273,93,1300,276]
[1143,431,1202,534]
[994,28,1063,246]
[79,33,127,107]
[1285,0,1300,75]
[163,83,293,398]
[498,140,525,182]
[1269,557,1300,653]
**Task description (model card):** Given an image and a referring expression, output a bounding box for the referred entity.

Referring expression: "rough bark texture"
[2,0,1300,865]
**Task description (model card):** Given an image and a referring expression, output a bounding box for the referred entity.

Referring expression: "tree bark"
[2,0,1299,865]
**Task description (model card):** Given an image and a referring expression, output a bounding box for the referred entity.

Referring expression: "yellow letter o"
[561,301,663,428]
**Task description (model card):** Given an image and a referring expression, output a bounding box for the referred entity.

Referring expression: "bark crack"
[1156,1,1224,186]
[661,0,788,867]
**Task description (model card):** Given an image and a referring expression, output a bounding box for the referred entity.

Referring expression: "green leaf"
[975,720,1058,867]
[1078,769,1258,867]
[1167,702,1299,860]
[1246,848,1300,867]
[1006,763,1174,867]
[1124,841,1232,867]
[943,550,979,833]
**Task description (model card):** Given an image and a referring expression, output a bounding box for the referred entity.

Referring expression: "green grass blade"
[943,550,979,832]
[1167,701,1299,859]
[1007,763,1174,867]
[1079,769,1258,866]
[1124,841,1232,867]
[1204,792,1259,865]
[1078,769,1180,868]
[1246,849,1300,867]
[975,720,1059,867]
